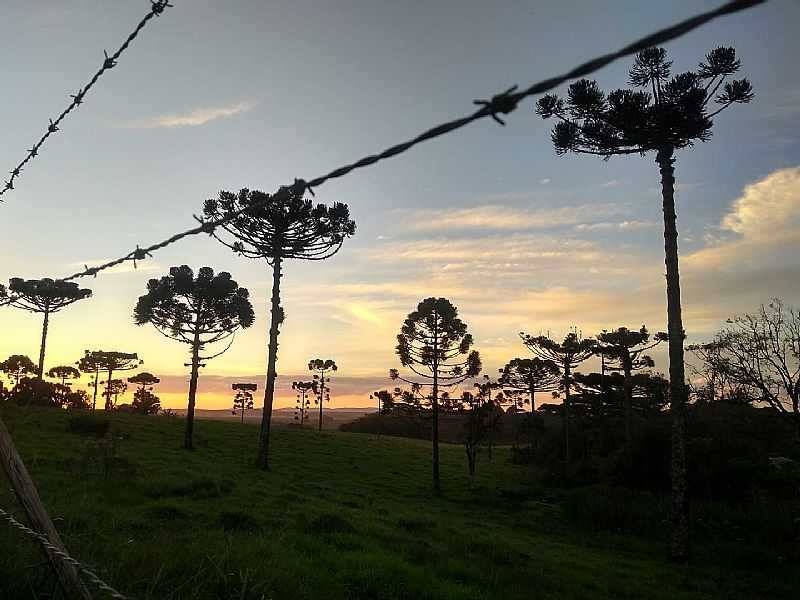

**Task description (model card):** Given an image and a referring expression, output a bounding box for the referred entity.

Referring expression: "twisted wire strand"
[0,1,173,200]
[0,507,130,599]
[55,0,766,283]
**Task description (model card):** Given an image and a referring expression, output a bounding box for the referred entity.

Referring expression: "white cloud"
[601,179,622,187]
[117,100,256,129]
[408,203,626,232]
[540,178,551,185]
[575,220,656,231]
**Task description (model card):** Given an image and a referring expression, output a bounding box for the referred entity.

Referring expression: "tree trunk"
[529,383,537,450]
[623,354,633,453]
[318,370,325,432]
[36,304,50,381]
[91,367,99,411]
[185,329,202,450]
[563,363,571,475]
[258,256,283,469]
[658,145,689,563]
[104,368,113,411]
[432,320,441,496]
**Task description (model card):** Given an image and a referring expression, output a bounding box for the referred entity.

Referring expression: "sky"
[1,0,799,410]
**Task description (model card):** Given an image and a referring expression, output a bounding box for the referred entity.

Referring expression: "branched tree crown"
[536,46,753,156]
[7,277,91,313]
[134,265,255,351]
[391,297,481,388]
[203,187,356,264]
[596,326,665,371]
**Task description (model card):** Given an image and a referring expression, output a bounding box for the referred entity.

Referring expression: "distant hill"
[172,406,374,428]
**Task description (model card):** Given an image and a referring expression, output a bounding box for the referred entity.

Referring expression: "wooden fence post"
[0,415,92,599]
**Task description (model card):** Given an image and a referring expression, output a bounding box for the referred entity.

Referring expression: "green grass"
[0,406,795,599]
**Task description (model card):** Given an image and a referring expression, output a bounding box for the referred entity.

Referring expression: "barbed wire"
[0,0,173,201]
[56,0,766,283]
[0,506,130,599]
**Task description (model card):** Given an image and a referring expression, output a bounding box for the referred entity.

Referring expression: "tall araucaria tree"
[232,383,257,424]
[499,358,560,415]
[595,326,665,451]
[499,357,560,448]
[81,351,142,411]
[293,380,315,426]
[390,297,481,496]
[536,46,753,562]
[7,278,91,380]
[134,266,254,449]
[203,186,356,469]
[520,331,594,470]
[308,359,336,432]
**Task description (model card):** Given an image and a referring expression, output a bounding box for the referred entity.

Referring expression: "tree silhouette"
[0,354,36,389]
[77,350,121,411]
[7,277,91,381]
[134,265,254,449]
[499,358,560,413]
[47,365,81,387]
[308,359,337,431]
[461,390,495,480]
[47,365,81,406]
[499,358,559,449]
[595,326,665,451]
[472,376,503,460]
[0,284,8,306]
[129,372,161,415]
[715,300,800,438]
[520,331,594,470]
[390,297,481,495]
[83,351,142,411]
[105,379,127,409]
[204,187,355,469]
[536,46,753,561]
[232,383,257,424]
[293,380,315,426]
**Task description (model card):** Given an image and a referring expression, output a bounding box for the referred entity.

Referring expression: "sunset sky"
[1,0,798,410]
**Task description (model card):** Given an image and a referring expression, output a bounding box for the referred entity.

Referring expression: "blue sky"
[1,0,798,407]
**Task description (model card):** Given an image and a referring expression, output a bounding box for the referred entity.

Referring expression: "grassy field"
[0,406,795,599]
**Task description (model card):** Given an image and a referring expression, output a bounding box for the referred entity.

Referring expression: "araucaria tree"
[391,297,481,495]
[308,360,336,431]
[203,187,356,469]
[47,365,81,405]
[293,380,315,425]
[499,358,560,416]
[105,379,128,408]
[86,351,141,411]
[595,327,664,451]
[7,278,91,380]
[232,383,257,424]
[135,266,254,449]
[1,354,36,389]
[129,372,162,415]
[520,332,594,470]
[536,46,753,561]
[499,357,560,448]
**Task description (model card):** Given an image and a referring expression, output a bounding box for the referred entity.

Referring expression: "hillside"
[0,406,795,599]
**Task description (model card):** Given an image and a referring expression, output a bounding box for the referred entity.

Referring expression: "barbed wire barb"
[0,0,173,201]
[56,0,765,284]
